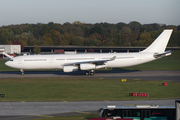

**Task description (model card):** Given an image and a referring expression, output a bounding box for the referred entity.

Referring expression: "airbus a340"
[2,29,173,75]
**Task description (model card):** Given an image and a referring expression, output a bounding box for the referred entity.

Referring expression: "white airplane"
[3,29,173,75]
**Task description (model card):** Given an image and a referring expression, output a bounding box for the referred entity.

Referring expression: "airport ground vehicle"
[97,105,176,120]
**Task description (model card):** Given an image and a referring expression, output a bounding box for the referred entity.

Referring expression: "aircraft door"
[137,54,143,61]
[18,59,22,64]
[56,58,66,69]
[49,57,53,63]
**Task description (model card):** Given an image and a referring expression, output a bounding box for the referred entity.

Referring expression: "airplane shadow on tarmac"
[1,70,180,82]
[0,68,139,76]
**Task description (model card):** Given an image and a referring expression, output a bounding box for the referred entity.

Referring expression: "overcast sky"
[0,0,179,26]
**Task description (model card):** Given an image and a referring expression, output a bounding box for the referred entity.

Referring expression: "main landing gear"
[85,70,95,76]
[20,69,24,75]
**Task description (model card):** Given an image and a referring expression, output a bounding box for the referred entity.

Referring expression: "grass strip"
[0,78,179,101]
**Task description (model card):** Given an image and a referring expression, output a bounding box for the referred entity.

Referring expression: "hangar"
[0,45,21,58]
[0,45,21,54]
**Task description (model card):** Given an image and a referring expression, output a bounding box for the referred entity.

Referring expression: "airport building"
[0,45,21,58]
[0,45,21,54]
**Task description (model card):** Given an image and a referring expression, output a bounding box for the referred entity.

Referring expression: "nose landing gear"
[85,70,95,76]
[20,69,24,75]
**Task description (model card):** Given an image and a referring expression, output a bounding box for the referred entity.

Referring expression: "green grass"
[30,113,99,120]
[121,59,180,71]
[0,78,179,101]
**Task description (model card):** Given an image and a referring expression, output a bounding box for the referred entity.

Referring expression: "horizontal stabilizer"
[153,51,171,58]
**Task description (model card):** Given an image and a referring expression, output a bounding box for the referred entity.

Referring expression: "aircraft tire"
[90,72,94,76]
[85,71,89,75]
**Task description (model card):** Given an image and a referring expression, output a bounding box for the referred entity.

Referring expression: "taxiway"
[0,70,180,82]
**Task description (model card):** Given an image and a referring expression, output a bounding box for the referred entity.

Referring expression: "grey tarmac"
[0,70,180,82]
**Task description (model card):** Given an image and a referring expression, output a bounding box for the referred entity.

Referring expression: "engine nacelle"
[80,63,96,70]
[63,66,78,72]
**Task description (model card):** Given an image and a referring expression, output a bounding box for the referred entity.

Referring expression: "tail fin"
[141,29,173,53]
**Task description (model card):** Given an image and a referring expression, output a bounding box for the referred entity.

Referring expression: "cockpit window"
[9,59,13,61]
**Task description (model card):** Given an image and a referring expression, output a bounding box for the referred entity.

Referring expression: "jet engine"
[80,63,96,70]
[63,66,78,72]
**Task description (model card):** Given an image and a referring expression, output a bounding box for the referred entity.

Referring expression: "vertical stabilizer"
[141,29,173,53]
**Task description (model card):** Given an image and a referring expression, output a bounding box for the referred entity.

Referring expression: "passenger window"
[9,59,13,61]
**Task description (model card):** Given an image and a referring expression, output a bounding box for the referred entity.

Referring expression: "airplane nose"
[5,60,19,69]
[5,61,10,67]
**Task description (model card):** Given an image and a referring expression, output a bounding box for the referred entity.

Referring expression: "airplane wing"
[63,56,116,66]
[153,51,171,58]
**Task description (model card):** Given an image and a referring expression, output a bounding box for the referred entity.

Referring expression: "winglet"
[109,56,116,61]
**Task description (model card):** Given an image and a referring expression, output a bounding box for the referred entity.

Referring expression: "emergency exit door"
[49,57,53,63]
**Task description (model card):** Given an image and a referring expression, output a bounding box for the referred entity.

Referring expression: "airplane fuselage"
[5,52,155,70]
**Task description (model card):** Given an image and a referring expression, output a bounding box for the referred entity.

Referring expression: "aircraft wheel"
[90,72,94,76]
[85,70,95,75]
[20,69,24,75]
[85,71,89,75]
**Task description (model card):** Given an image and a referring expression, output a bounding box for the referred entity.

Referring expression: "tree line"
[0,21,180,47]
